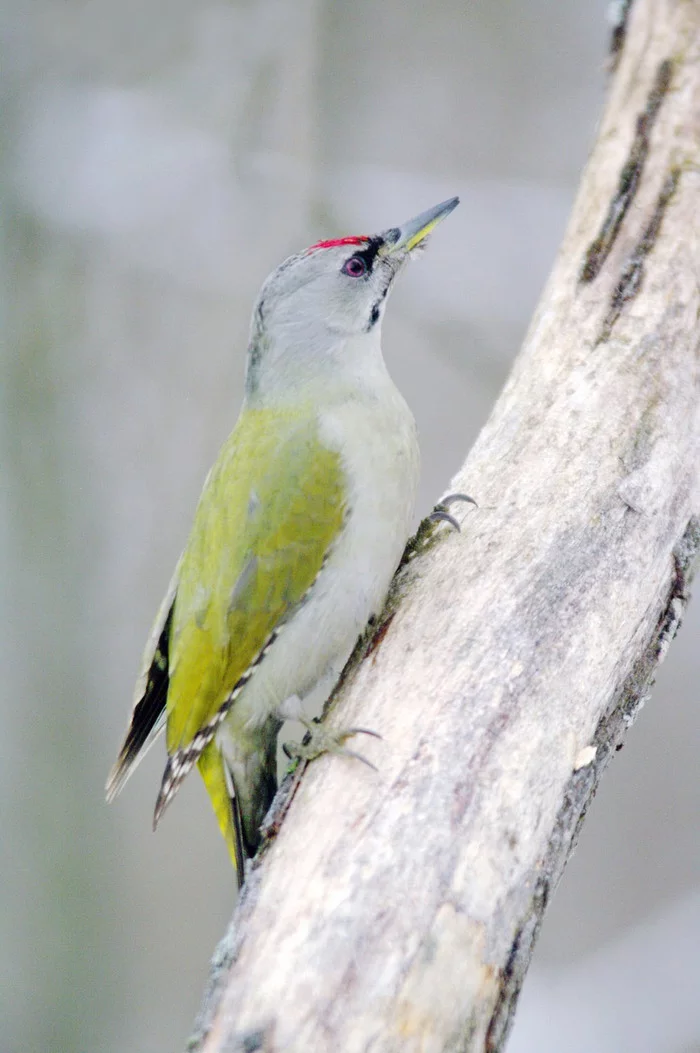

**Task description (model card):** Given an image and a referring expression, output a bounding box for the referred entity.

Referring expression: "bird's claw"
[427,509,461,531]
[429,492,477,533]
[442,492,478,509]
[282,721,380,771]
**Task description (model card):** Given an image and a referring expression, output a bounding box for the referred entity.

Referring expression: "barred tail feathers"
[197,741,246,887]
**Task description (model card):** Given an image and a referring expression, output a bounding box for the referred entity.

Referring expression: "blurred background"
[2,2,698,1051]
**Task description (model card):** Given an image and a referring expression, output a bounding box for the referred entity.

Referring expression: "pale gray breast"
[320,383,420,613]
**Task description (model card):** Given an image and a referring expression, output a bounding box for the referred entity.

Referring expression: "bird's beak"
[380,196,459,257]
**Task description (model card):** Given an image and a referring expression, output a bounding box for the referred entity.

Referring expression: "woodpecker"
[106,197,460,886]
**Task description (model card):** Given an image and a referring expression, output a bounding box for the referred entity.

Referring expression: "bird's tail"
[197,741,246,888]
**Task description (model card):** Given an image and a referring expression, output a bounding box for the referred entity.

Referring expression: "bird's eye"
[342,255,367,278]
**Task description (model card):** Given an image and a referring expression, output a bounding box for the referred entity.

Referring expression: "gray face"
[254,231,406,342]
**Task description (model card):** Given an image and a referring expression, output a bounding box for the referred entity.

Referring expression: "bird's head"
[245,197,459,400]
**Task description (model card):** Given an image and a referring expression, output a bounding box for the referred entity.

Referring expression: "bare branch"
[189,2,700,1049]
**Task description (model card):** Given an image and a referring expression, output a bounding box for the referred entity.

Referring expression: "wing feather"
[106,559,181,800]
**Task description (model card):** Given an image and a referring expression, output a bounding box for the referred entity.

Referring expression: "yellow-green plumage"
[167,406,344,756]
[196,741,242,872]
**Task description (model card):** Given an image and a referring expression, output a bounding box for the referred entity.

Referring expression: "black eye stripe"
[352,236,383,272]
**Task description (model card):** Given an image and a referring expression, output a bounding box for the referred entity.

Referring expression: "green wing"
[165,406,345,764]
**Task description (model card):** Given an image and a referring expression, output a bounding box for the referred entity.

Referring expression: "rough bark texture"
[189,2,700,1050]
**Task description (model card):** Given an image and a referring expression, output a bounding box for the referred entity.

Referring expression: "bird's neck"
[245,326,395,409]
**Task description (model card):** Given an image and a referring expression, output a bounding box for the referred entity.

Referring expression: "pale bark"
[189,2,700,1050]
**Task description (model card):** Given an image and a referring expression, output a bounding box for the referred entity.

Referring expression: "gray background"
[2,2,698,1052]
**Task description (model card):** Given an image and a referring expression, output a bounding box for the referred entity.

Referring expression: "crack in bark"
[596,166,681,343]
[579,58,673,284]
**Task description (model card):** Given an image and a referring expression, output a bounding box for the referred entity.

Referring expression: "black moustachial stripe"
[366,283,389,331]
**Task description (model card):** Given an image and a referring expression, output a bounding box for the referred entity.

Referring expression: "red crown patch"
[307,235,369,252]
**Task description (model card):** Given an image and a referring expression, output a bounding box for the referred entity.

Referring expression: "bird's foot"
[282,717,381,771]
[400,492,477,567]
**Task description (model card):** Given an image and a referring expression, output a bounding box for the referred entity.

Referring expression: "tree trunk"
[189,2,700,1049]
